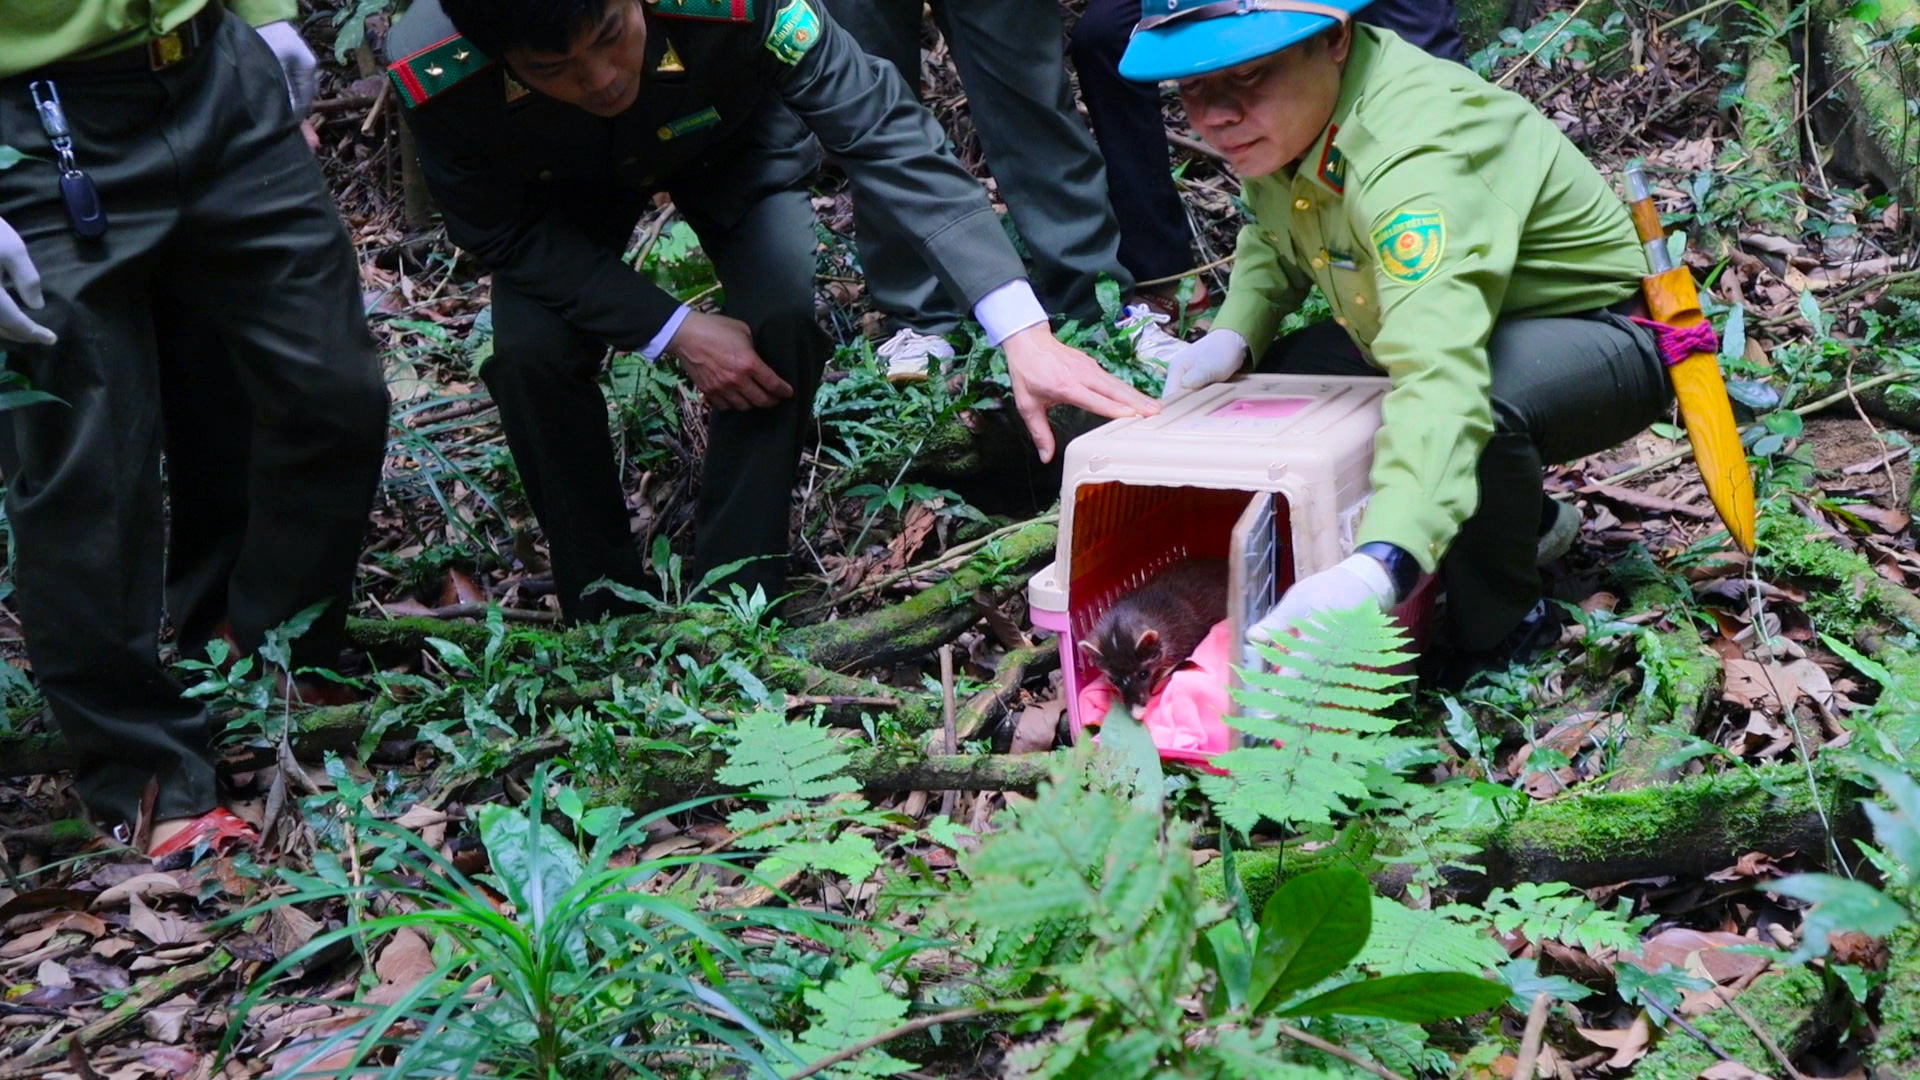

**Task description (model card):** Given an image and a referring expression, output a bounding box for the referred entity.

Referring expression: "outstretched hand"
[1000,324,1159,463]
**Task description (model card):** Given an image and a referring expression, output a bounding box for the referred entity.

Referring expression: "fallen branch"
[956,640,1060,742]
[0,949,233,1077]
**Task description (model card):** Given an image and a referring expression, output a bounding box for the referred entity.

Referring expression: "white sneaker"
[876,327,955,385]
[1536,498,1581,565]
[1117,303,1188,369]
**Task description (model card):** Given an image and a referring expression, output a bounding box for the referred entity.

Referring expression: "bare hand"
[666,311,793,410]
[1001,324,1159,462]
[0,216,54,347]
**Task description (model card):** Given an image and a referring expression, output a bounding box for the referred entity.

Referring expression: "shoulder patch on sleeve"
[647,0,753,22]
[1371,208,1445,284]
[765,0,822,64]
[387,34,496,108]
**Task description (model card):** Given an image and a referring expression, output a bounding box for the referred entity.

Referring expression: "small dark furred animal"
[1078,559,1229,710]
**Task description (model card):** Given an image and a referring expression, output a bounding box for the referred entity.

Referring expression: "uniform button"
[1353,294,1367,306]
[1293,197,1311,211]
[1311,255,1327,269]
[1334,316,1348,327]
[1262,231,1279,244]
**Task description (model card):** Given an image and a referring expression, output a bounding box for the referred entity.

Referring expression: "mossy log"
[782,519,1057,671]
[1198,763,1868,905]
[588,747,1056,814]
[1873,922,1920,1075]
[1739,0,1800,201]
[1811,0,1918,200]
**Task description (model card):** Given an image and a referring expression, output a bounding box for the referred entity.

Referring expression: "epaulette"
[645,0,755,22]
[387,33,496,109]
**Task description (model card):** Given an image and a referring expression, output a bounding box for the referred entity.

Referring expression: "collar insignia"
[657,40,686,73]
[1315,125,1346,195]
[504,72,531,103]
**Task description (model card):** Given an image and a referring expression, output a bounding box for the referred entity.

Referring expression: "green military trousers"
[819,0,1128,330]
[1258,311,1669,650]
[0,11,389,827]
[480,187,828,621]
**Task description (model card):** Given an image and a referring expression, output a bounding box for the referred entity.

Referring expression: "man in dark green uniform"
[386,0,1157,621]
[0,3,389,856]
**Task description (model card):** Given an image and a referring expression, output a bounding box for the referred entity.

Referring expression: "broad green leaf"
[1277,972,1508,1022]
[1770,873,1910,959]
[1719,304,1745,366]
[1201,919,1253,1014]
[1093,700,1165,812]
[1615,962,1712,1021]
[1862,762,1920,883]
[0,389,63,411]
[1250,868,1372,1013]
[1798,289,1828,338]
[475,801,585,933]
[1497,957,1593,1012]
[1820,633,1893,686]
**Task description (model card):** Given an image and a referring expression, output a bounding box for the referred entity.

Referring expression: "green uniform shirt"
[1215,25,1646,572]
[0,0,294,79]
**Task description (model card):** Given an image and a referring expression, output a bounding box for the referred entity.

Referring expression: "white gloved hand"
[0,218,55,347]
[1160,328,1248,402]
[256,21,319,118]
[1249,553,1396,644]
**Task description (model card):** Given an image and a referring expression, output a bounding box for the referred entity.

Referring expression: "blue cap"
[1119,0,1371,82]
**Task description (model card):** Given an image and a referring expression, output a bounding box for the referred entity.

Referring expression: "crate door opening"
[1057,482,1293,752]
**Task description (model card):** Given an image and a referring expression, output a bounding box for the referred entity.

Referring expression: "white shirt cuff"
[641,305,693,361]
[972,280,1048,346]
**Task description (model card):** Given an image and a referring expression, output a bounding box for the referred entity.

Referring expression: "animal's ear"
[1077,639,1103,662]
[1136,628,1161,657]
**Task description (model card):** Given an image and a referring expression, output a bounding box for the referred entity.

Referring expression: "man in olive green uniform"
[387,0,1154,622]
[0,3,389,849]
[1127,0,1668,664]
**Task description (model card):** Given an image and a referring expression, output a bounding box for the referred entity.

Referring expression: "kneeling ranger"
[1127,0,1673,670]
[387,0,1158,620]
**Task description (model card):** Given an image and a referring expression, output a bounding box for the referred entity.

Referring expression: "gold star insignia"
[657,40,685,73]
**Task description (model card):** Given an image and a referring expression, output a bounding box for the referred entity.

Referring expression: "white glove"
[0,218,54,347]
[256,21,319,118]
[1160,328,1248,401]
[1249,553,1396,644]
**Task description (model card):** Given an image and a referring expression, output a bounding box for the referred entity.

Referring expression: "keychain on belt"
[27,81,108,240]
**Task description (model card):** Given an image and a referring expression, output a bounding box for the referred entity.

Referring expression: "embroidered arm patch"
[766,0,822,64]
[1371,208,1445,284]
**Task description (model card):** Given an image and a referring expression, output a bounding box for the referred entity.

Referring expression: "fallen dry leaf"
[1722,659,1798,713]
[1578,1011,1653,1068]
[269,904,324,960]
[127,894,200,947]
[368,927,437,1006]
[1698,1062,1773,1080]
[92,873,183,910]
[1011,700,1067,755]
[143,1001,191,1043]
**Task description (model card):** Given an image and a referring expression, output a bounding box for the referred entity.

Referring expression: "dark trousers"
[481,188,827,622]
[1258,313,1667,649]
[1069,0,1466,284]
[821,0,1126,329]
[0,12,388,826]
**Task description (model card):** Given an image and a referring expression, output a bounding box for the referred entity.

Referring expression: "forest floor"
[0,2,1918,1078]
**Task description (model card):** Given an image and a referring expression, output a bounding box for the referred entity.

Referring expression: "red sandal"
[148,807,258,865]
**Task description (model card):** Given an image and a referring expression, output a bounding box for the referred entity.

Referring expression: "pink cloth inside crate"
[1077,618,1237,765]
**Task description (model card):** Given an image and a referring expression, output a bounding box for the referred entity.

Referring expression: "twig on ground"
[0,950,234,1078]
[1168,129,1229,164]
[1134,253,1236,290]
[783,998,1050,1080]
[939,644,959,821]
[1514,992,1553,1079]
[1276,1023,1412,1080]
[798,512,1059,616]
[1715,987,1808,1080]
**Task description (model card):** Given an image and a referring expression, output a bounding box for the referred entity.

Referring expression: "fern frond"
[792,964,915,1078]
[1202,604,1420,835]
[1358,898,1505,976]
[716,712,860,802]
[1484,882,1654,955]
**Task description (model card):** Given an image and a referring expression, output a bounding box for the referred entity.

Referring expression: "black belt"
[21,3,223,79]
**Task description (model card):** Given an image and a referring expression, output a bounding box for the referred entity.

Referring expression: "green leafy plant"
[221,768,799,1078]
[714,711,900,887]
[1200,603,1424,835]
[1483,881,1656,955]
[950,749,1505,1078]
[1769,762,1920,961]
